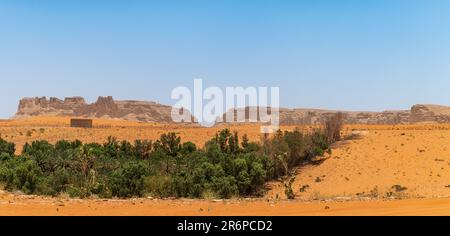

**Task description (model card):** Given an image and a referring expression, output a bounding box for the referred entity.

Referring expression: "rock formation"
[15,96,194,123]
[14,96,450,125]
[219,105,450,125]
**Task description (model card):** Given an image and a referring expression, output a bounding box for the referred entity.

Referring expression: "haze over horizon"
[2,0,450,118]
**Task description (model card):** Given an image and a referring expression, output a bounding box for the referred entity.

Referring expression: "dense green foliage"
[0,128,331,199]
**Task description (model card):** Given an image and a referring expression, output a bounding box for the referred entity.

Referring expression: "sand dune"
[267,125,450,200]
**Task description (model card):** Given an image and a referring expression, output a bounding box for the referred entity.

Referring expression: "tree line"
[0,115,342,199]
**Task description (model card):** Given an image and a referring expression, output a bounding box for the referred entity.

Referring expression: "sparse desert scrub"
[267,124,450,201]
[284,175,296,199]
[325,113,344,143]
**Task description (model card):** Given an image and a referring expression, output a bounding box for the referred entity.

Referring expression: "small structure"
[70,118,93,128]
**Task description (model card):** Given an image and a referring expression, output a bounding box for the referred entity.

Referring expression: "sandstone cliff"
[15,96,194,123]
[14,96,450,125]
[219,104,450,125]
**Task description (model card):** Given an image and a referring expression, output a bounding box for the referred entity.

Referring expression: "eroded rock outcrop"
[410,104,450,123]
[218,104,450,125]
[14,97,450,125]
[15,96,194,123]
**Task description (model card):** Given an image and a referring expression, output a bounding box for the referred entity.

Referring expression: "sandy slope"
[267,126,450,200]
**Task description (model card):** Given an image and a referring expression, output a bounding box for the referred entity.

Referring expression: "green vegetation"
[0,127,335,199]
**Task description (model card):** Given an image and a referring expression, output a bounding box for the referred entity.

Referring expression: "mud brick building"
[70,118,93,128]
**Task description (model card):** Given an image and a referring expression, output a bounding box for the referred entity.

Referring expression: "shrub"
[155,132,181,157]
[0,165,13,189]
[11,157,44,194]
[284,176,296,200]
[50,168,70,193]
[145,175,174,197]
[249,161,267,194]
[392,185,407,192]
[0,138,15,156]
[233,158,251,193]
[172,172,197,197]
[181,141,197,154]
[103,136,120,158]
[283,129,307,166]
[67,186,91,199]
[311,146,325,157]
[212,175,238,198]
[109,161,149,198]
[267,130,290,178]
[0,152,12,162]
[119,140,134,158]
[24,140,56,172]
[311,131,329,151]
[134,140,152,159]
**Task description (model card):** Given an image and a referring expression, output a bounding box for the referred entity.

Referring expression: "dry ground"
[267,124,450,200]
[0,116,297,154]
[1,117,450,215]
[1,191,450,216]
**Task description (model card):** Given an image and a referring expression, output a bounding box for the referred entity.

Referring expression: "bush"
[0,152,12,162]
[24,140,56,172]
[233,158,251,193]
[50,168,70,193]
[283,129,307,166]
[172,172,197,197]
[109,161,149,198]
[145,175,174,197]
[155,132,181,157]
[11,157,44,194]
[67,186,91,199]
[0,138,15,156]
[212,175,238,198]
[134,140,153,159]
[0,165,13,189]
[284,176,296,200]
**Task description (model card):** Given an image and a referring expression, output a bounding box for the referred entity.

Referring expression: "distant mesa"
[13,96,450,125]
[216,104,450,125]
[15,96,195,123]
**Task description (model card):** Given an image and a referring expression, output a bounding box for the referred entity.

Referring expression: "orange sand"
[1,191,450,216]
[0,116,297,153]
[267,127,450,200]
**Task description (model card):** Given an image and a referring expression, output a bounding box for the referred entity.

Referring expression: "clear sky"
[1,0,450,118]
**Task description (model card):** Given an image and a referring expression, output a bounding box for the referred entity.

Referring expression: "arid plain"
[1,117,450,215]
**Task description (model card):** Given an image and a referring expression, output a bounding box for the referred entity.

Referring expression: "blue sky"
[1,0,450,118]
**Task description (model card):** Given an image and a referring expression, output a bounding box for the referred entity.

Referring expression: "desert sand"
[1,117,450,216]
[267,125,450,200]
[0,116,289,154]
[1,191,450,216]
